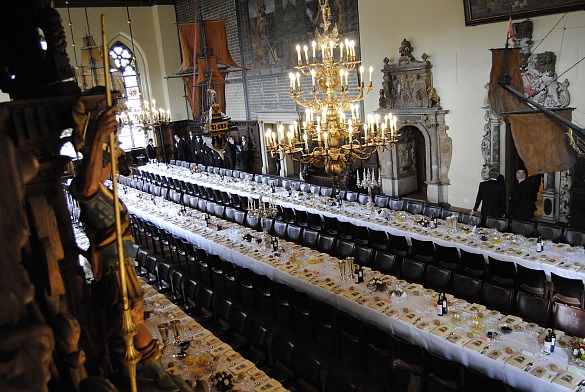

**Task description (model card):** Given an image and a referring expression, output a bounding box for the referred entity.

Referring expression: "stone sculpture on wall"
[380,40,440,110]
[376,40,451,205]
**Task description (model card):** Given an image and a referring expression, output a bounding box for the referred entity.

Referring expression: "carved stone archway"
[376,40,451,205]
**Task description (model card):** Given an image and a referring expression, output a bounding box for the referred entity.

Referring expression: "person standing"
[509,169,537,221]
[224,136,237,170]
[187,131,197,163]
[470,168,506,226]
[145,138,156,163]
[239,135,251,172]
[174,134,188,162]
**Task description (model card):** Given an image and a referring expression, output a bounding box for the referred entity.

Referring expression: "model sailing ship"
[77,34,125,93]
[170,12,241,153]
[488,19,584,176]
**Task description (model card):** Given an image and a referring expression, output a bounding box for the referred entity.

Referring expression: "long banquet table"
[141,278,288,391]
[121,184,585,392]
[136,164,585,284]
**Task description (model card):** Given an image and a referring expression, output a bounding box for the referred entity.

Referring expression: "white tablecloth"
[121,186,585,392]
[137,164,585,284]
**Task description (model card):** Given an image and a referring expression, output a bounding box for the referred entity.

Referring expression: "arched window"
[109,41,145,149]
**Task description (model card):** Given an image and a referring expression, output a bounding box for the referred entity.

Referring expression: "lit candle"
[381,123,386,139]
[317,124,321,142]
[364,123,368,141]
[323,132,328,148]
[339,42,344,62]
[266,128,272,146]
[345,70,349,86]
[272,132,276,146]
[279,124,285,141]
[289,72,294,89]
[350,40,355,57]
[369,66,374,85]
[359,66,364,86]
[339,69,344,87]
[303,45,309,63]
[167,109,171,122]
[348,121,353,143]
[304,132,308,149]
[296,44,301,63]
[312,40,316,59]
[311,68,316,87]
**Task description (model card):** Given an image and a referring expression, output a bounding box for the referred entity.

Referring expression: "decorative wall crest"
[379,39,441,110]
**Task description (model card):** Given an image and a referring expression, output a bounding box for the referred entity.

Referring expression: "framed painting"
[463,0,585,26]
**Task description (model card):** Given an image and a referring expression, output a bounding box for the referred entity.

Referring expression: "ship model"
[171,17,241,152]
[77,35,125,93]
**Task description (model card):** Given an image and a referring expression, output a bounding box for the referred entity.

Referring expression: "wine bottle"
[551,329,556,353]
[536,236,543,252]
[358,265,364,283]
[437,293,444,316]
[354,263,360,284]
[442,292,448,315]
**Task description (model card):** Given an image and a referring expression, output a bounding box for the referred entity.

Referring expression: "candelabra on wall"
[264,0,400,194]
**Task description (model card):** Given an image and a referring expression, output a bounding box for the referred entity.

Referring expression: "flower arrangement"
[211,371,235,392]
[414,216,430,227]
[368,277,387,292]
[191,166,202,174]
[571,338,585,361]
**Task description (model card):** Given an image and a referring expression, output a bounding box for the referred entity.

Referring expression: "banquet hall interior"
[2,0,585,391]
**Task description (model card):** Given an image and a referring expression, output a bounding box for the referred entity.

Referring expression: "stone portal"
[376,40,451,205]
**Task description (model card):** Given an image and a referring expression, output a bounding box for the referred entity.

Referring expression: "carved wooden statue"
[70,97,179,391]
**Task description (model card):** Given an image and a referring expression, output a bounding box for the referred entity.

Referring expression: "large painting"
[463,0,585,25]
[237,0,360,76]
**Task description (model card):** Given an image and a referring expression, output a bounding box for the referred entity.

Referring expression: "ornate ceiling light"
[265,0,399,192]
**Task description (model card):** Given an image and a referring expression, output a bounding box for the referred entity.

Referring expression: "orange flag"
[507,16,515,39]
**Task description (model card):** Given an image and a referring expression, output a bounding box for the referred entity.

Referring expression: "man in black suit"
[239,135,251,172]
[145,138,156,163]
[509,169,537,221]
[188,130,198,163]
[173,134,188,161]
[224,136,237,170]
[470,168,506,226]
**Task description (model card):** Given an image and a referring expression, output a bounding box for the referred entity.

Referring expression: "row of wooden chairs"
[135,242,357,392]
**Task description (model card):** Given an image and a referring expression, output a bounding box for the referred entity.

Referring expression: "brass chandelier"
[265,0,399,192]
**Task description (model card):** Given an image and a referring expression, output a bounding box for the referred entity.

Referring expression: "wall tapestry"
[237,0,360,77]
